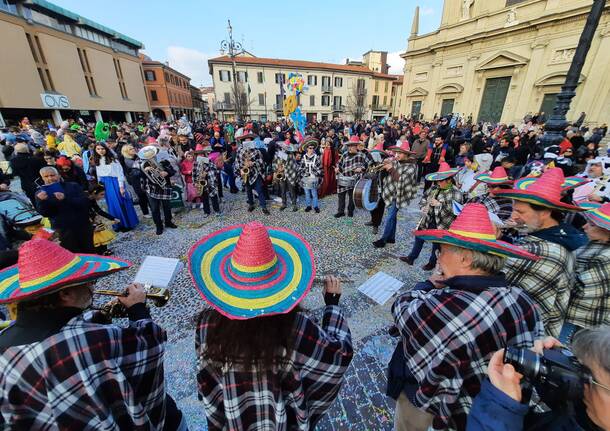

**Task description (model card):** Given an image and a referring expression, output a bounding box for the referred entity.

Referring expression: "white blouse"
[96,159,125,187]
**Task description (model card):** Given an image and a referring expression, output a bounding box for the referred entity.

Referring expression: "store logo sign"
[40,93,70,109]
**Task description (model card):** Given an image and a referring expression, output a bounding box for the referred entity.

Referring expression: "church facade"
[399,0,610,126]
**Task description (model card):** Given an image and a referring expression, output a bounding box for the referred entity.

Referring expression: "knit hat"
[0,239,131,304]
[415,203,539,260]
[188,222,315,320]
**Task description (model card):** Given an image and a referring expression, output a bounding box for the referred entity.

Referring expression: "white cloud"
[420,6,435,16]
[387,51,405,75]
[166,46,213,87]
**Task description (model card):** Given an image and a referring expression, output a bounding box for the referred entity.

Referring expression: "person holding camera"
[389,203,543,431]
[467,327,610,431]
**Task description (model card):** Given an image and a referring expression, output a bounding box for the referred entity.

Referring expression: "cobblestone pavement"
[102,189,432,430]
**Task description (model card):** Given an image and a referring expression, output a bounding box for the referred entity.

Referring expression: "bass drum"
[353,177,380,211]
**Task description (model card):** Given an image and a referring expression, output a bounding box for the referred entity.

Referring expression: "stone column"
[125,112,133,123]
[94,111,103,122]
[51,110,62,127]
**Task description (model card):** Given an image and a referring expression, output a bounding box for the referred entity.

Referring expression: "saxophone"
[240,149,252,184]
[194,160,208,195]
[274,160,285,183]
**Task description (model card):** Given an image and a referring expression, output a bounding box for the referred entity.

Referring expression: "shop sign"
[40,93,70,109]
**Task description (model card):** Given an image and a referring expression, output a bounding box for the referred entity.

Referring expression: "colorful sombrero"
[425,162,460,182]
[581,202,610,231]
[346,135,360,146]
[513,175,591,192]
[188,222,315,320]
[388,140,415,155]
[0,239,131,304]
[474,166,513,185]
[300,135,319,152]
[494,168,585,211]
[414,203,539,260]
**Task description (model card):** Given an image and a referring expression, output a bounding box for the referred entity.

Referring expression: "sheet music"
[357,272,404,305]
[134,256,182,289]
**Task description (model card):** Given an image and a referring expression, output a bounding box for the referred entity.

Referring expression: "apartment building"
[0,0,148,127]
[141,57,193,121]
[208,51,399,122]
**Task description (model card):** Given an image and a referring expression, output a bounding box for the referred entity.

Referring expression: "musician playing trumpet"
[272,141,300,212]
[235,131,269,215]
[299,137,322,213]
[193,148,221,216]
[137,145,178,236]
[373,141,418,248]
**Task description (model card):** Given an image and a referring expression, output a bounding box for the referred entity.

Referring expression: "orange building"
[141,56,193,121]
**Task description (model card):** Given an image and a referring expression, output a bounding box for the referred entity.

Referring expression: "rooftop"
[209,55,379,75]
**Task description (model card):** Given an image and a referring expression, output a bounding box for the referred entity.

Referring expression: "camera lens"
[503,346,541,380]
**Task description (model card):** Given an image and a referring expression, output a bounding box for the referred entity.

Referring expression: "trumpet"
[94,287,171,318]
[273,162,285,183]
[195,179,208,195]
[240,167,250,184]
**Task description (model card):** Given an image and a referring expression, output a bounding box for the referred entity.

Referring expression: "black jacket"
[35,181,90,231]
[10,153,45,193]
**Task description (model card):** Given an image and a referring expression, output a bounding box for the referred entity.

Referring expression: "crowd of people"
[0,111,609,431]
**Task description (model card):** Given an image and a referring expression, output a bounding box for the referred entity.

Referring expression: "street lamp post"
[541,0,606,149]
[220,20,244,122]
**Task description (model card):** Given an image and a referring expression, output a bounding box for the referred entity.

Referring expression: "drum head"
[353,178,379,211]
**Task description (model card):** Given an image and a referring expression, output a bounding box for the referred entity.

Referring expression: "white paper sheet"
[357,272,404,305]
[134,256,182,288]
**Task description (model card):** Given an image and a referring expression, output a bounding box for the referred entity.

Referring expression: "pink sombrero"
[187,222,315,320]
[474,166,513,185]
[425,162,460,182]
[415,203,539,260]
[580,201,610,231]
[0,239,131,304]
[346,135,360,146]
[387,140,415,155]
[494,168,585,211]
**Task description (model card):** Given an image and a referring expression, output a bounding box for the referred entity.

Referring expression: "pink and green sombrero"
[425,162,460,182]
[0,239,131,304]
[387,140,415,155]
[414,203,539,260]
[493,167,585,212]
[580,201,610,231]
[514,175,591,192]
[474,166,513,185]
[188,221,315,320]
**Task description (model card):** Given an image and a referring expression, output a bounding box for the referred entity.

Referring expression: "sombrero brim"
[512,176,591,192]
[387,146,415,155]
[300,140,319,152]
[425,169,460,181]
[473,172,513,185]
[0,254,131,304]
[414,230,539,260]
[188,224,315,320]
[578,202,610,230]
[236,133,257,141]
[493,189,585,211]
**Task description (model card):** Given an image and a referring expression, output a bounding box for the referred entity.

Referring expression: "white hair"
[39,166,58,176]
[571,325,610,374]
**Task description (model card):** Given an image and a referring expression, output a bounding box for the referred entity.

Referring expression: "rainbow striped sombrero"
[580,202,610,231]
[425,162,460,182]
[0,239,131,304]
[514,175,591,192]
[474,166,513,185]
[188,222,315,320]
[494,168,585,212]
[414,203,539,260]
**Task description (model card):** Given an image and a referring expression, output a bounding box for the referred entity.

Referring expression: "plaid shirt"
[392,276,543,431]
[337,152,369,193]
[140,159,174,200]
[504,236,576,338]
[193,159,219,198]
[0,314,167,429]
[195,306,353,431]
[272,151,300,185]
[382,160,418,209]
[417,185,464,230]
[468,194,513,221]
[566,241,610,328]
[235,147,265,185]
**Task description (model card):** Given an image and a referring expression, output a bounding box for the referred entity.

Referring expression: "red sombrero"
[474,166,513,185]
[494,167,585,212]
[425,162,460,182]
[346,135,360,146]
[415,203,539,260]
[0,239,131,304]
[188,222,315,320]
[388,140,415,155]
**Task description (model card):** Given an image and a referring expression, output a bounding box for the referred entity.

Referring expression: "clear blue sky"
[53,0,443,86]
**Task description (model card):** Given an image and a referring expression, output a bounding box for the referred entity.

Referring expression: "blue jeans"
[382,201,398,242]
[304,188,318,208]
[246,176,267,209]
[407,236,439,266]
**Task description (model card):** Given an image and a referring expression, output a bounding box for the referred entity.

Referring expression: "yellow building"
[0,0,148,127]
[399,0,610,126]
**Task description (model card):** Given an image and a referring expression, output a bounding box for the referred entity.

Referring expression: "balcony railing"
[371,104,389,111]
[214,102,234,110]
[321,85,333,93]
[273,104,283,111]
[332,104,345,112]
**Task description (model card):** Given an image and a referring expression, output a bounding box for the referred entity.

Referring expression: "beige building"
[199,86,216,119]
[399,0,610,126]
[0,0,148,127]
[208,51,399,122]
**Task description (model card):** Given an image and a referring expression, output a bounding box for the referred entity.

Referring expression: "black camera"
[503,346,587,406]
